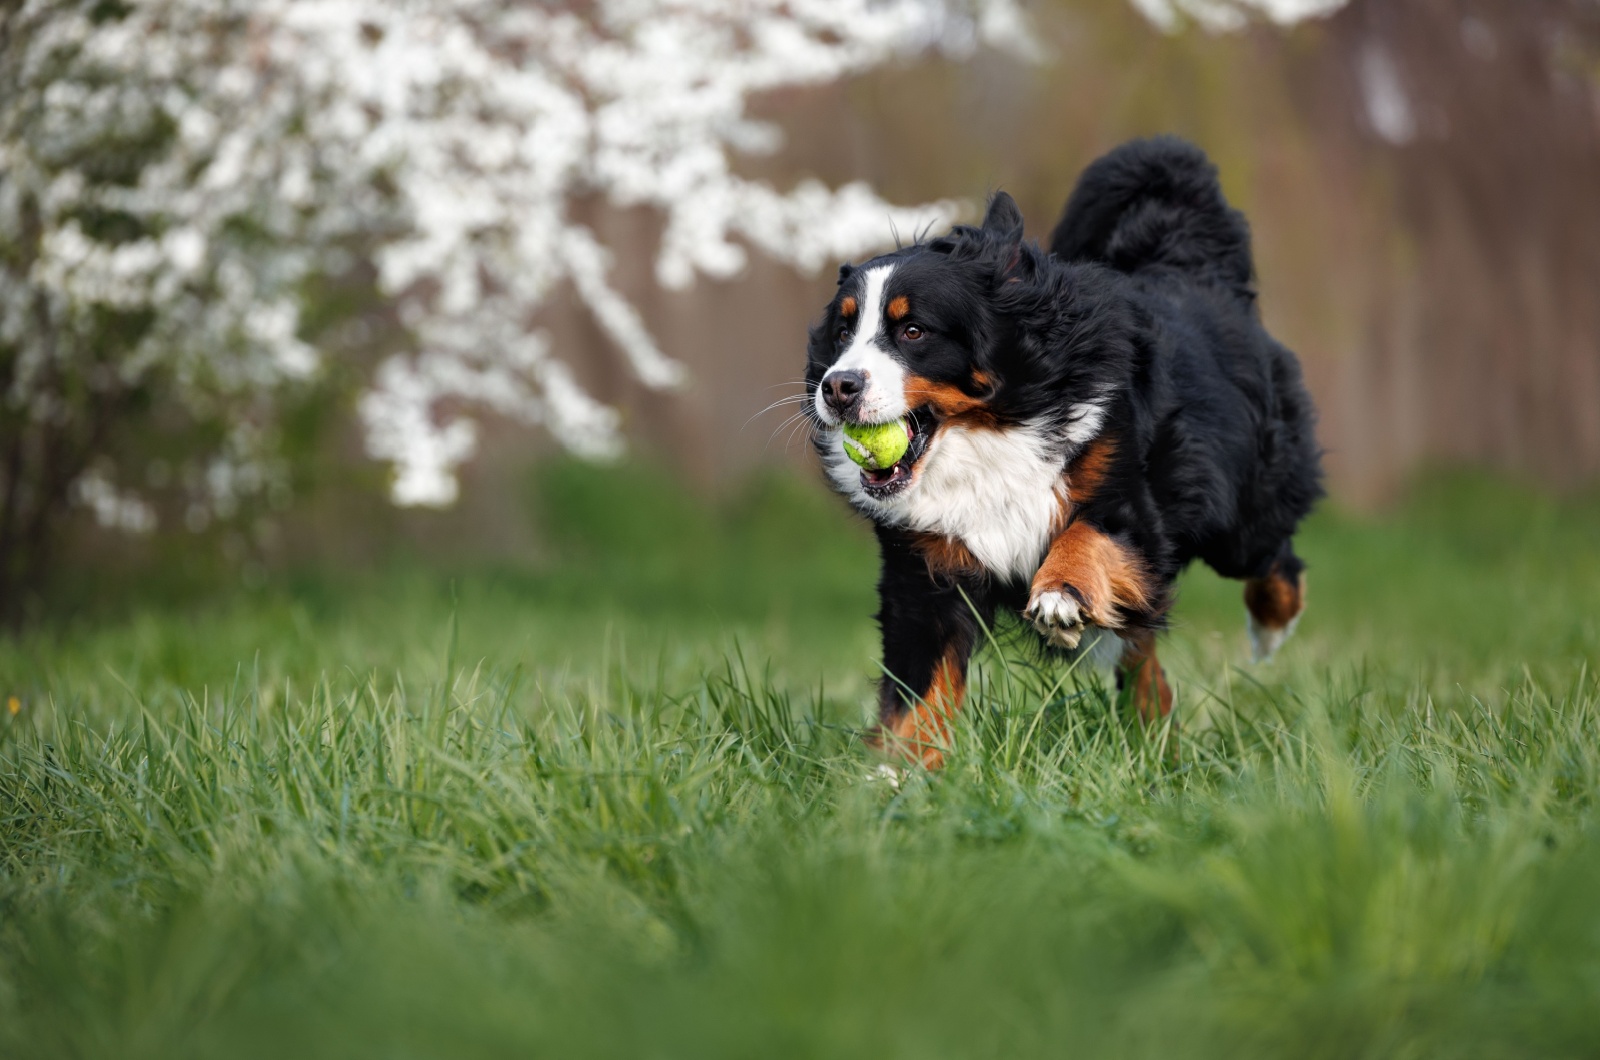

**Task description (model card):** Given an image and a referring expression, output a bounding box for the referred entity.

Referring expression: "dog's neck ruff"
[825,418,1071,582]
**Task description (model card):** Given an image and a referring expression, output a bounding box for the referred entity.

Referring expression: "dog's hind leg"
[1243,547,1306,662]
[1116,630,1174,725]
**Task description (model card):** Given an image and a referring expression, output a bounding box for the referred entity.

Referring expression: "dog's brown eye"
[903,325,924,341]
[837,326,850,343]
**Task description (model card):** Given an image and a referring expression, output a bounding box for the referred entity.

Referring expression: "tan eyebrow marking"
[839,296,857,317]
[887,295,910,321]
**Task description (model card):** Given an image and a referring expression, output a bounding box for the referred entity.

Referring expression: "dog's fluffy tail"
[1049,136,1255,302]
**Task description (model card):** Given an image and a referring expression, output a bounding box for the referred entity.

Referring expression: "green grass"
[3,465,1599,1059]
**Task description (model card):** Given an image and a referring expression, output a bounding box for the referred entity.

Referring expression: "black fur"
[1044,138,1322,587]
[873,525,993,710]
[806,136,1323,730]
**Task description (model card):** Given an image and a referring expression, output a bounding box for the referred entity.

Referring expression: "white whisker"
[781,415,822,453]
[765,410,814,453]
[743,394,812,431]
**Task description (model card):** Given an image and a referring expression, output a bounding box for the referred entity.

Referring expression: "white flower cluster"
[2,3,331,532]
[2,0,1033,517]
[1128,0,1347,33]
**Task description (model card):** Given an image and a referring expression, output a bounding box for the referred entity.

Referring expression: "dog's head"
[806,192,1123,516]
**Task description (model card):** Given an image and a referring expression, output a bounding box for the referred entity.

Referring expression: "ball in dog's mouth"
[856,408,931,499]
[841,418,910,471]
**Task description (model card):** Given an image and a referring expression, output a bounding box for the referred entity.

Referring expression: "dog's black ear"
[981,192,1029,281]
[981,192,1025,241]
[837,262,856,286]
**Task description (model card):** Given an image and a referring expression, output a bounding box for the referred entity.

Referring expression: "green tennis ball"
[841,419,911,471]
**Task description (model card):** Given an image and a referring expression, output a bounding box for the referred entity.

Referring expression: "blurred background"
[3,0,1599,618]
[572,0,1600,498]
[594,0,1600,498]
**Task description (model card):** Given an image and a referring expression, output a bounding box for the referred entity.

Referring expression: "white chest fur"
[825,420,1068,582]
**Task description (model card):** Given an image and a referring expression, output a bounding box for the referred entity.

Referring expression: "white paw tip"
[866,762,904,789]
[1027,589,1085,649]
[1247,611,1299,663]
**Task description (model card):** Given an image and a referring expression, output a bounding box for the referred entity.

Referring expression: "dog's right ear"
[981,192,1025,242]
[981,192,1029,282]
[837,262,856,286]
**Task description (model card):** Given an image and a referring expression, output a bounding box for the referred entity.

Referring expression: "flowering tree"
[0,0,1032,619]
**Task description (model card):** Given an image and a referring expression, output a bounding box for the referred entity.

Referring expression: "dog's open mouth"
[858,407,932,499]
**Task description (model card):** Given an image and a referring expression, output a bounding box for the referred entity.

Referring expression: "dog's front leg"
[1024,520,1152,650]
[868,530,990,770]
[1026,520,1174,724]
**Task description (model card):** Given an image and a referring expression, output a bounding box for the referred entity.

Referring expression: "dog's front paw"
[1026,588,1087,649]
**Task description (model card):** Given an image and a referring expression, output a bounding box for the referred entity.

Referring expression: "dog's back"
[1050,137,1322,585]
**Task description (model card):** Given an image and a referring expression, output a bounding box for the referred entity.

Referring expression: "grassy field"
[3,464,1600,1059]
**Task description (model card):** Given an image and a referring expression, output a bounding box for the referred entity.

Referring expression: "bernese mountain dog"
[805,136,1323,768]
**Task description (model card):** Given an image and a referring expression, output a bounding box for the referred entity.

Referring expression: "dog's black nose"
[823,370,865,414]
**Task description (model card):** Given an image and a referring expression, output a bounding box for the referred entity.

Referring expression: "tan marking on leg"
[1118,630,1173,724]
[882,649,965,770]
[1244,565,1306,631]
[1028,521,1153,630]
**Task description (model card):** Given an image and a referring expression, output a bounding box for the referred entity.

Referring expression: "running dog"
[805,136,1323,767]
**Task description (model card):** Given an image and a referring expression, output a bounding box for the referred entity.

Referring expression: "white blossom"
[72,469,157,535]
[1358,42,1416,145]
[1129,0,1348,33]
[2,0,1033,512]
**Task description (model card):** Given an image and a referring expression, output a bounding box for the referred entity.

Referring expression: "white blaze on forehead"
[814,264,907,425]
